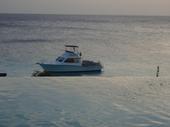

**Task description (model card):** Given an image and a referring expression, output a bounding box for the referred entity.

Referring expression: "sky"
[0,0,170,16]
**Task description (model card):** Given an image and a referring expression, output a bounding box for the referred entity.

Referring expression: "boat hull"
[38,63,102,73]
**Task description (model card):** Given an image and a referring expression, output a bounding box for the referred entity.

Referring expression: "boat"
[37,45,103,74]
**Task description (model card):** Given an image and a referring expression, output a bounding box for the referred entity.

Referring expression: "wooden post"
[156,66,159,77]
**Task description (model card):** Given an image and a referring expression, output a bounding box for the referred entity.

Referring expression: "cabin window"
[64,58,74,63]
[64,58,80,63]
[56,57,64,62]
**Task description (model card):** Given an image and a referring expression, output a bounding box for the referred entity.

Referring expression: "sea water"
[0,14,170,77]
[1,14,170,126]
[1,77,170,126]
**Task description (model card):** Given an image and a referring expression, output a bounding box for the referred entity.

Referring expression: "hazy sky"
[0,0,170,16]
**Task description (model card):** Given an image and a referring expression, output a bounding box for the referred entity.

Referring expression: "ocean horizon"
[1,14,170,126]
[1,13,170,17]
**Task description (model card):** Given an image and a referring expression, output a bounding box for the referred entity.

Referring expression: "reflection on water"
[32,70,103,77]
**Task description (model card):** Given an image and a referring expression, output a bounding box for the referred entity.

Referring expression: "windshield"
[64,58,80,63]
[56,57,65,62]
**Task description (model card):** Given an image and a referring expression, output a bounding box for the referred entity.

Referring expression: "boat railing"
[65,45,79,53]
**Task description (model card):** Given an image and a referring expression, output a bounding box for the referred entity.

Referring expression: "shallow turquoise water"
[1,77,170,126]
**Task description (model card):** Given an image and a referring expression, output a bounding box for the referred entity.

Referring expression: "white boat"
[37,45,103,73]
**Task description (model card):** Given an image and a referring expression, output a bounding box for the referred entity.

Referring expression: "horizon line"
[0,12,170,17]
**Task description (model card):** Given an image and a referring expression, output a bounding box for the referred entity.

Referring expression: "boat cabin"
[56,45,82,65]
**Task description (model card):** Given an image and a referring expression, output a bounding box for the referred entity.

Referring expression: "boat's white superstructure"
[37,45,103,73]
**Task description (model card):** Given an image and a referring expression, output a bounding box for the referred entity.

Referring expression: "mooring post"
[156,66,159,77]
